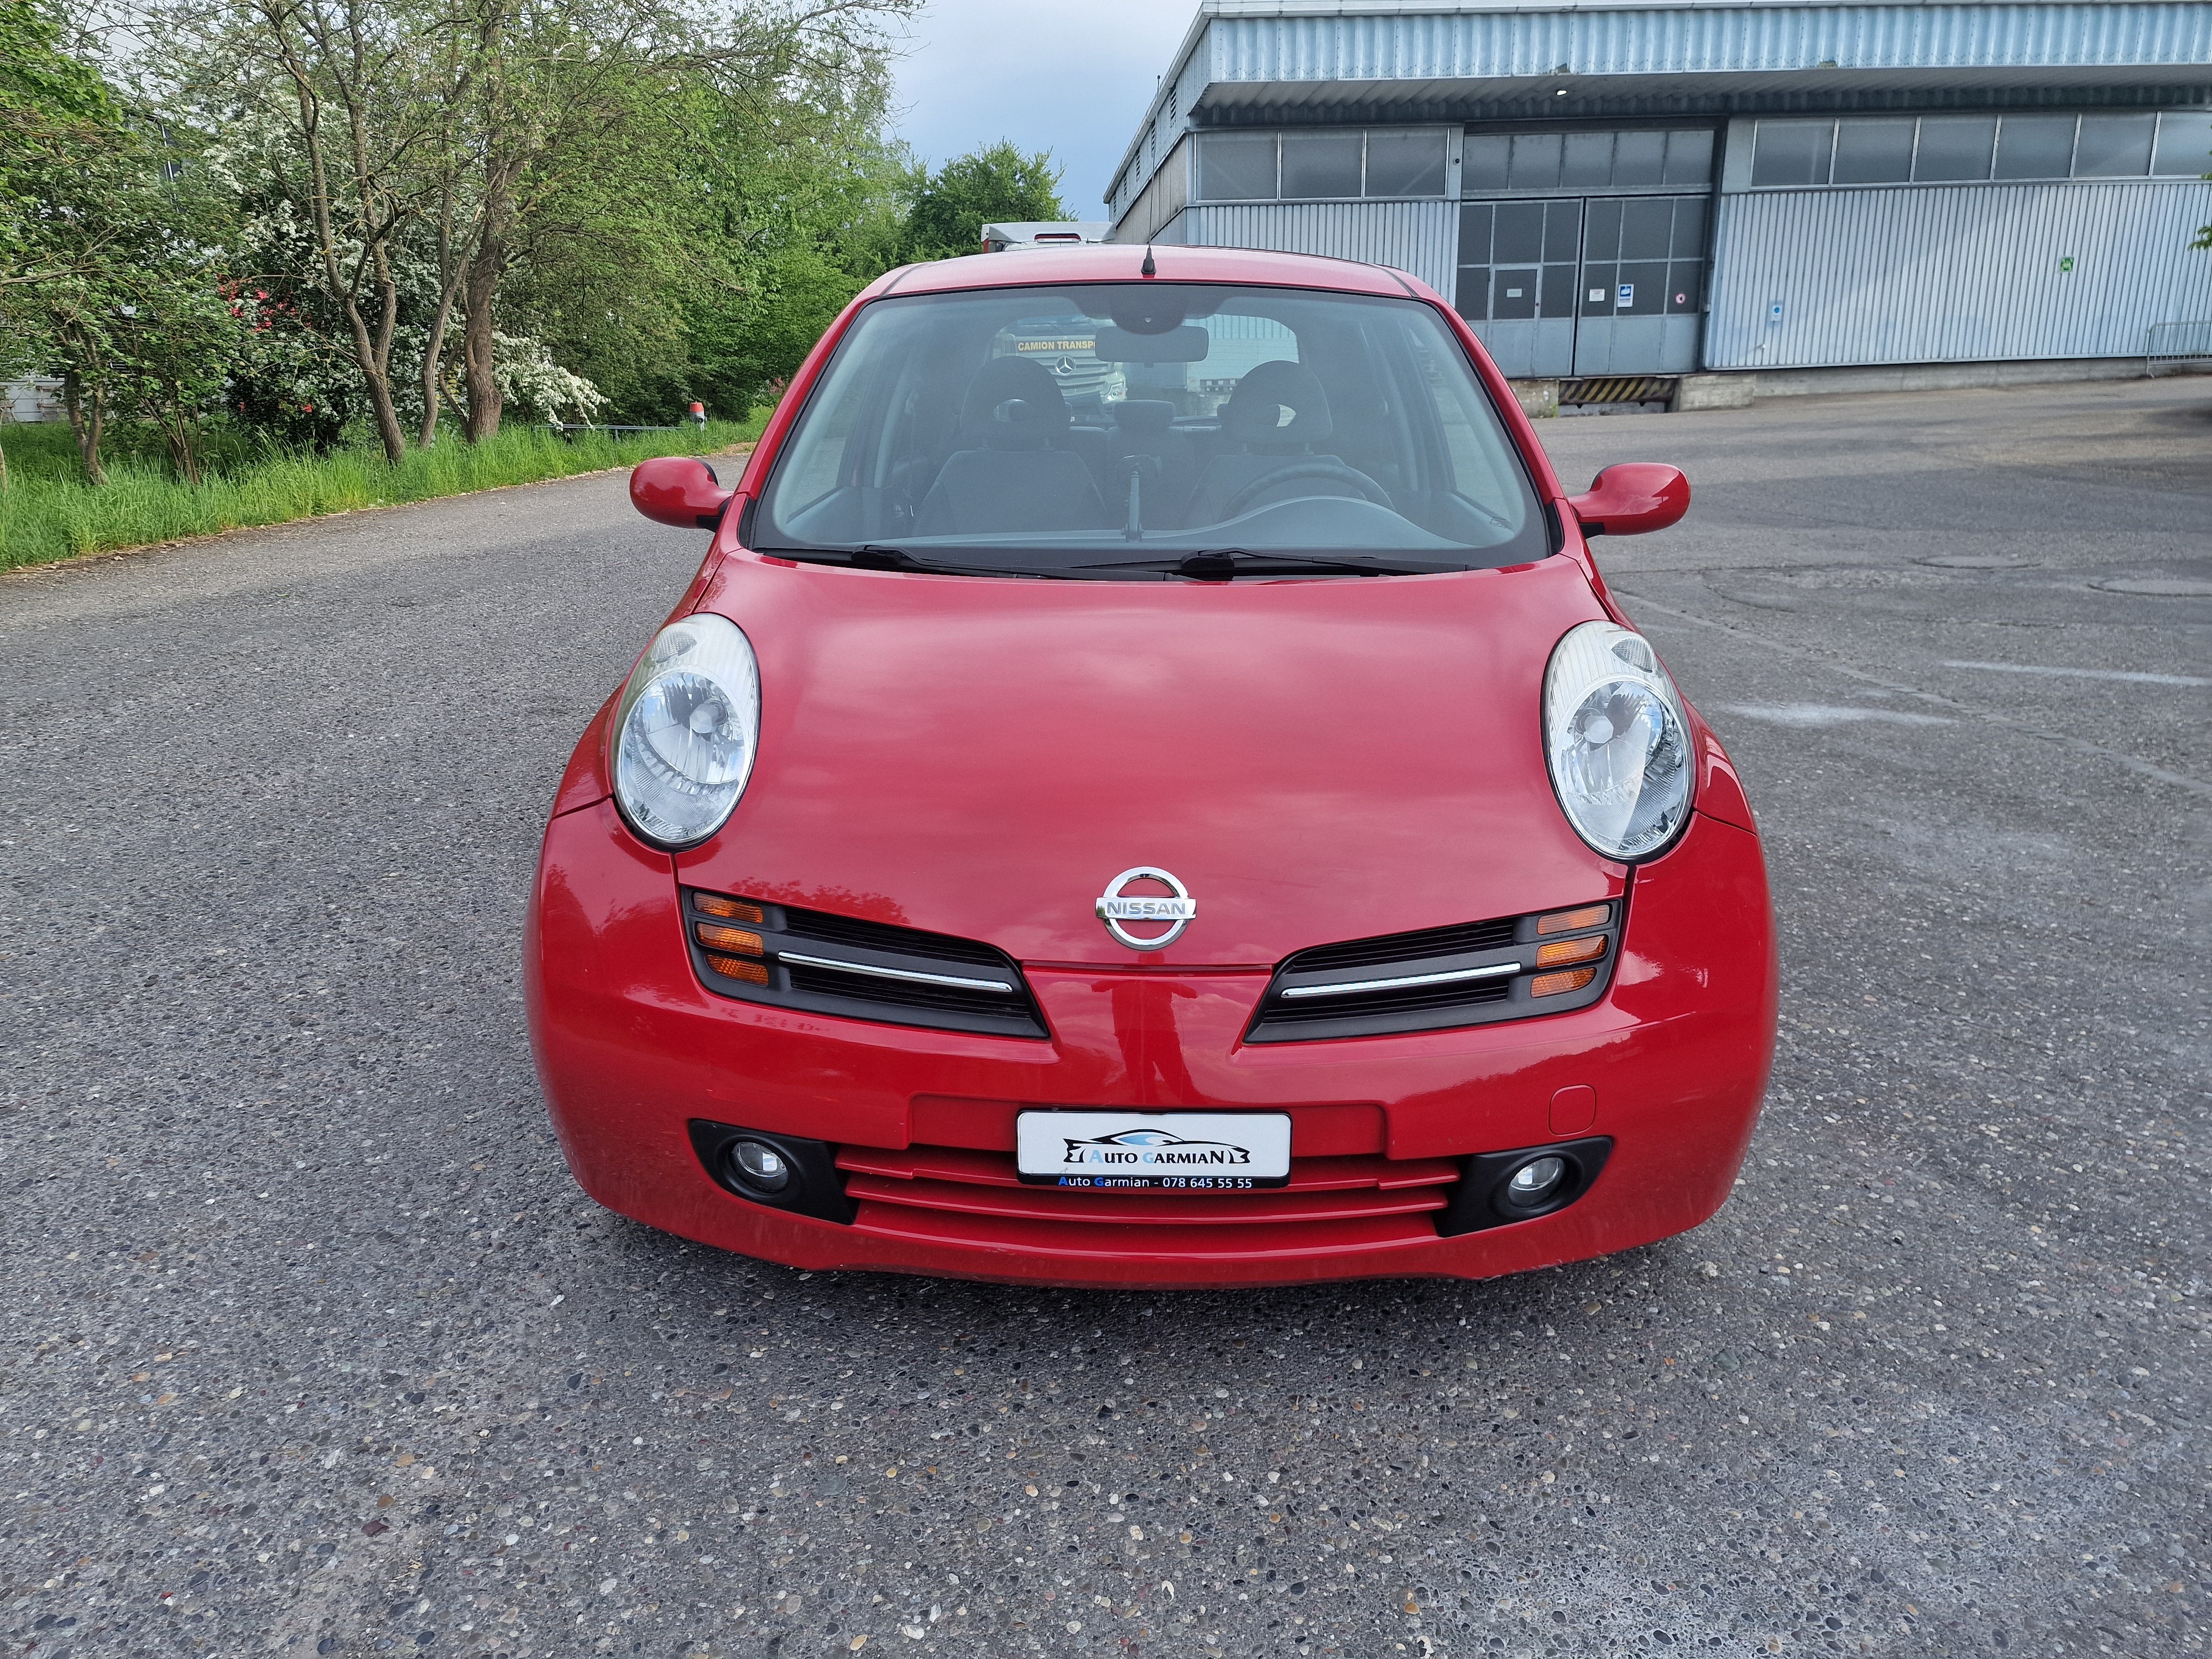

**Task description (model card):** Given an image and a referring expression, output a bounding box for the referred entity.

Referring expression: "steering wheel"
[1222,461,1392,519]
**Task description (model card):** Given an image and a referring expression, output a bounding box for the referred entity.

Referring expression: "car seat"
[915,357,1107,536]
[1181,360,1388,528]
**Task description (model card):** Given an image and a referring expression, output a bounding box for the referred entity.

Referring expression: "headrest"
[1220,359,1332,447]
[959,356,1071,449]
[1109,400,1175,437]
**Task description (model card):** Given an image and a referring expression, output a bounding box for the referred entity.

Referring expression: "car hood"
[674,552,1623,967]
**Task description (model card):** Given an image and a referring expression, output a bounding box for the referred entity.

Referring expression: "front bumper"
[524,802,1776,1288]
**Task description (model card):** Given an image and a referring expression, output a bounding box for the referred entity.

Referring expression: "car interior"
[759,283,1547,567]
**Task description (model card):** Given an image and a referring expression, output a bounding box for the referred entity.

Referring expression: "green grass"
[0,416,769,571]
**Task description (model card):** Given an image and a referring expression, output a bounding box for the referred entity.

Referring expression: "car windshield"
[753,282,1549,577]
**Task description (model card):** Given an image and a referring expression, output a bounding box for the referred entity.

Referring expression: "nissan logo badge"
[1095,866,1196,951]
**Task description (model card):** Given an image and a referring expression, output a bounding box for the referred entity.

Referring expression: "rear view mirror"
[630,456,733,530]
[1568,463,1689,537]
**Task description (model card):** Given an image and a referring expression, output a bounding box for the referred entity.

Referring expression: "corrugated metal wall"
[1705,180,2212,367]
[1201,4,2212,88]
[1110,27,1223,219]
[1114,138,1191,245]
[1171,201,1461,296]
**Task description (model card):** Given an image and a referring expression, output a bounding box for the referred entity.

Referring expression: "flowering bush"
[217,279,354,450]
[490,332,608,424]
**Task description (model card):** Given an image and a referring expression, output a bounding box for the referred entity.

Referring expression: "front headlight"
[1541,620,1693,862]
[609,612,760,849]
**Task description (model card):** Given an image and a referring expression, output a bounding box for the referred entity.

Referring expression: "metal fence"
[2146,320,2212,377]
[547,422,676,442]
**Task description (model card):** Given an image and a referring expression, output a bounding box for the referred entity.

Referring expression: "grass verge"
[0,417,766,572]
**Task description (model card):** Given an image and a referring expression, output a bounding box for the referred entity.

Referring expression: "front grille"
[1285,916,1517,973]
[778,907,1008,967]
[681,889,1048,1039]
[835,1141,1462,1259]
[1244,898,1623,1042]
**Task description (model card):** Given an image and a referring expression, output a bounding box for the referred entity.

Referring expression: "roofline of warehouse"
[1104,0,2212,202]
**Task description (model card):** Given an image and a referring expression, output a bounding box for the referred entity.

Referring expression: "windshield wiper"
[759,545,1056,579]
[1072,548,1439,580]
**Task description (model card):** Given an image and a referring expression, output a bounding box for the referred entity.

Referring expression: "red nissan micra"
[524,244,1775,1288]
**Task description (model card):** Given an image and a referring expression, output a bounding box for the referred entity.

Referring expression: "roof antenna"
[1140,246,1157,278]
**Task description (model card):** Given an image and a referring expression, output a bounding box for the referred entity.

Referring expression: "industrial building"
[1105,0,2212,404]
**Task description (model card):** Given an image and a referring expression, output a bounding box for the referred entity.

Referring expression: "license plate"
[1014,1111,1292,1190]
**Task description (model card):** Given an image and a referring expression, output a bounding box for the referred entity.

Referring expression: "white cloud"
[889,0,1197,216]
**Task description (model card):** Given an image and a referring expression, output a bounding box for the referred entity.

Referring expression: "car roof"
[867,243,1425,302]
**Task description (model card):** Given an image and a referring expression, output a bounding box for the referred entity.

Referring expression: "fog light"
[728,1139,791,1193]
[1506,1155,1567,1206]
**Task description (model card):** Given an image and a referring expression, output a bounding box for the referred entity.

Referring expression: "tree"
[117,279,243,483]
[1,1,241,483]
[0,0,113,291]
[510,49,910,420]
[901,139,1067,262]
[9,0,922,472]
[439,0,911,441]
[160,0,476,463]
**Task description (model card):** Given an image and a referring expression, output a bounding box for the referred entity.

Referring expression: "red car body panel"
[672,552,1620,966]
[524,243,1778,1287]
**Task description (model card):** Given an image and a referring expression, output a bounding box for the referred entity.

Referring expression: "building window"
[1506,133,1563,191]
[2152,111,2212,175]
[1281,132,1363,198]
[1833,118,1916,183]
[1994,115,2077,179]
[1193,129,1450,202]
[1366,129,1448,195]
[1914,116,1997,182]
[1197,132,1280,201]
[1749,110,2209,187]
[1749,122,1834,187]
[1464,128,1713,194]
[2073,113,2156,176]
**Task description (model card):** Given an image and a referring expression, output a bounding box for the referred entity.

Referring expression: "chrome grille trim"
[775,950,1016,995]
[1278,961,1523,1000]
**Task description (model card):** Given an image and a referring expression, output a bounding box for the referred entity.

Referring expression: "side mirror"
[631,456,734,530]
[1567,463,1689,538]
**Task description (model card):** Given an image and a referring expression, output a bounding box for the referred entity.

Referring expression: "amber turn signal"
[696,924,764,954]
[1530,967,1598,997]
[1535,935,1608,969]
[695,894,765,924]
[705,953,769,984]
[1536,904,1610,936]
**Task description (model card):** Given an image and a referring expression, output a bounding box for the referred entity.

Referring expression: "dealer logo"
[1095,865,1196,950]
[1057,1128,1251,1170]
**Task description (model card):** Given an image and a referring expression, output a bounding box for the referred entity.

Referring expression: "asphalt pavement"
[2,379,2205,1659]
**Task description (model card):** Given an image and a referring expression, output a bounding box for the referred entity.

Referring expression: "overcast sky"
[888,0,1200,218]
